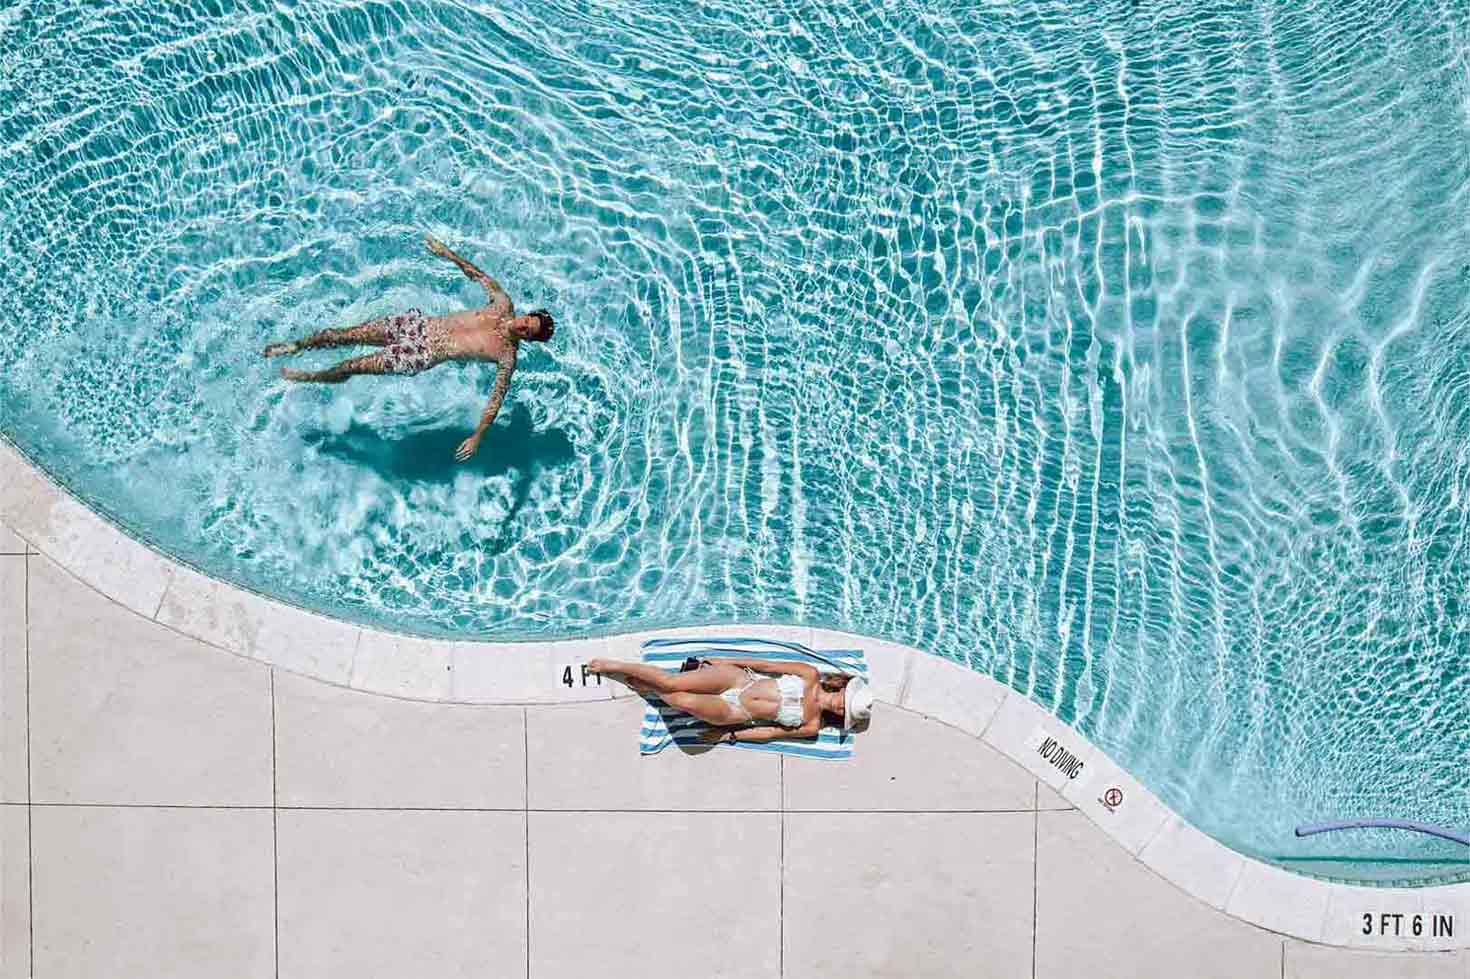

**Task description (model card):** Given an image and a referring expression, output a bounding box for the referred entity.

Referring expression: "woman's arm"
[719,658,819,682]
[700,720,821,744]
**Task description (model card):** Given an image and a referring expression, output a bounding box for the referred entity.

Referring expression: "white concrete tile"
[1138,816,1247,910]
[981,689,1097,791]
[0,441,56,527]
[1284,942,1469,978]
[31,806,274,979]
[0,558,25,802]
[1321,883,1445,951]
[28,556,272,806]
[274,670,524,808]
[58,519,176,616]
[449,636,614,704]
[784,703,1037,812]
[1226,858,1330,941]
[785,812,1035,978]
[1422,886,1470,953]
[348,630,453,699]
[0,471,174,618]
[1060,744,1171,855]
[156,565,358,683]
[0,524,25,554]
[1036,783,1073,810]
[1036,811,1280,979]
[900,652,1006,737]
[1321,883,1406,949]
[278,809,525,979]
[0,449,173,614]
[526,697,779,811]
[597,629,653,663]
[1,806,28,979]
[807,628,911,704]
[529,811,779,979]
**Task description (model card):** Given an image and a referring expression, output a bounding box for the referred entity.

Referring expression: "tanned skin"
[262,236,554,461]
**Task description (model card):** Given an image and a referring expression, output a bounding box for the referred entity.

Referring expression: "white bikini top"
[774,673,805,728]
[723,670,808,728]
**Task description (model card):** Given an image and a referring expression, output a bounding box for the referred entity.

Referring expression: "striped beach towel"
[638,636,866,760]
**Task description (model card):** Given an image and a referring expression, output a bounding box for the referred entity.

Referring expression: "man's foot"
[263,341,299,358]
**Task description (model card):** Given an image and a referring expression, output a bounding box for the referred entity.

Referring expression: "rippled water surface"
[5,0,1470,879]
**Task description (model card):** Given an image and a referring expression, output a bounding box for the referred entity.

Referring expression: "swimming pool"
[4,0,1470,882]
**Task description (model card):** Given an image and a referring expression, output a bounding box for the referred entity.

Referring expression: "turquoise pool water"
[4,0,1470,882]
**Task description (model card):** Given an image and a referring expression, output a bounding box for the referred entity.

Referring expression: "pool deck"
[4,441,1470,977]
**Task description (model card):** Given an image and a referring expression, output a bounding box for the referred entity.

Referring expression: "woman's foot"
[587,658,654,694]
[263,341,299,358]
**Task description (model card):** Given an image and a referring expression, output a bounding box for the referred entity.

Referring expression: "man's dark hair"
[530,308,555,339]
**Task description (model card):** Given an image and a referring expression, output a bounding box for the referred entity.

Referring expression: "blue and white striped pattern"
[638,636,867,760]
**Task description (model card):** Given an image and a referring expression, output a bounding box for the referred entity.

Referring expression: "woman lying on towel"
[586,657,874,744]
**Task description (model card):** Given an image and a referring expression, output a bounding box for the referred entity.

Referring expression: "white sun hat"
[843,676,874,730]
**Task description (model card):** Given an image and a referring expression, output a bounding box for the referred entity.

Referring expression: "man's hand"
[455,434,482,462]
[426,234,452,258]
[698,728,729,744]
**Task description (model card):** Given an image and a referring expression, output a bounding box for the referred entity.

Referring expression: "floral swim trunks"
[381,308,439,375]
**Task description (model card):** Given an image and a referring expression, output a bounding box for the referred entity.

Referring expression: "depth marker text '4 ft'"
[562,664,603,688]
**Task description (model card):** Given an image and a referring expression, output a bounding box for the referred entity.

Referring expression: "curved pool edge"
[4,435,1469,950]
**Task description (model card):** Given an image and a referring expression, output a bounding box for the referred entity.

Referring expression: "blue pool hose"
[1295,819,1470,848]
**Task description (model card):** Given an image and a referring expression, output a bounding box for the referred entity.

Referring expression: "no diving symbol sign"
[1100,787,1124,813]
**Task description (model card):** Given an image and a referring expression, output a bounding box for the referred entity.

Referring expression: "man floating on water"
[263,235,555,462]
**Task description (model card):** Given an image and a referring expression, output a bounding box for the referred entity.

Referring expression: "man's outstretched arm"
[426,234,510,307]
[455,355,516,462]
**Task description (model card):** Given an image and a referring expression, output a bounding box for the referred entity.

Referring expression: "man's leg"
[264,314,397,358]
[280,353,390,383]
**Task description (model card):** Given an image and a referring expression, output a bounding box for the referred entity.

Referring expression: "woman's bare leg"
[587,658,745,695]
[264,314,397,358]
[661,691,747,726]
[281,352,390,384]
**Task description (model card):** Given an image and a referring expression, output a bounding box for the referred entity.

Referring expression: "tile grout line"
[524,729,533,976]
[977,688,1010,742]
[270,669,279,979]
[1031,781,1038,979]
[1221,854,1248,913]
[150,572,171,621]
[25,552,35,974]
[894,650,915,706]
[343,628,366,689]
[779,754,785,979]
